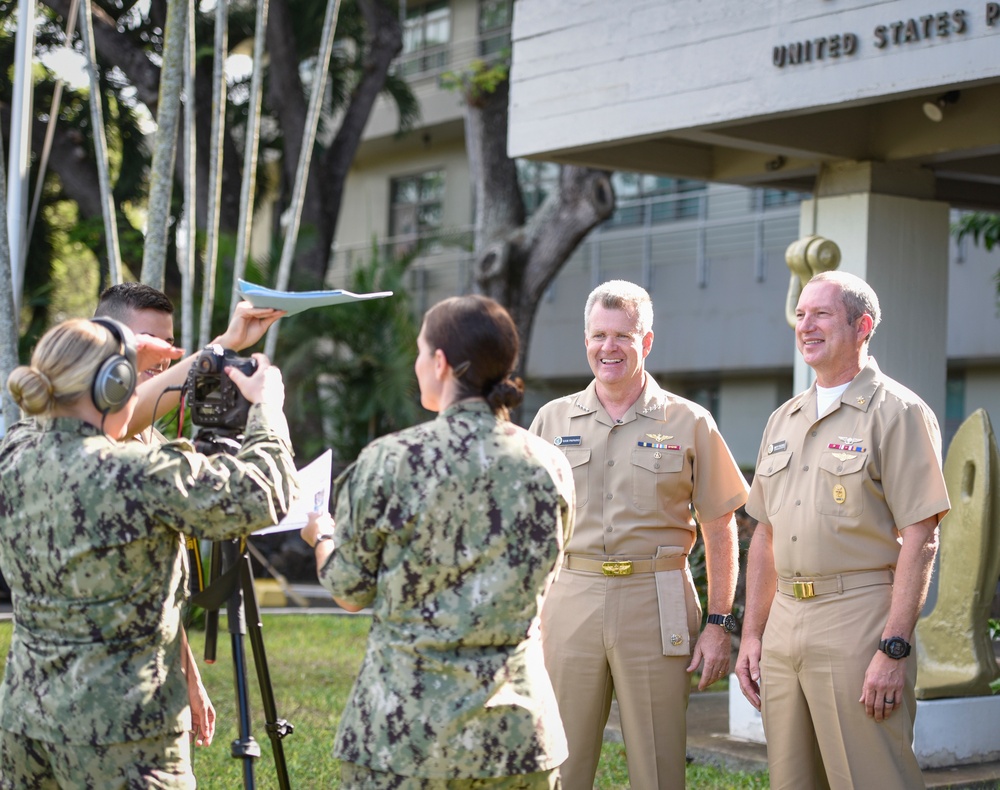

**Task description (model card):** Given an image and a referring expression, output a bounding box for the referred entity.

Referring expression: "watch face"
[883,637,910,659]
[709,614,737,632]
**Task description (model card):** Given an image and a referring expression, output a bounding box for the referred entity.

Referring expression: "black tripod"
[190,432,293,789]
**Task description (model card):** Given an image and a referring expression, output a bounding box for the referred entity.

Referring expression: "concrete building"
[331,0,1000,468]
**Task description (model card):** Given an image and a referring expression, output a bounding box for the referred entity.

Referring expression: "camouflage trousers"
[340,763,561,790]
[0,728,194,789]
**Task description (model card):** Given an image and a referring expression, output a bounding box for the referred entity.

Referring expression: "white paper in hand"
[255,449,333,535]
[238,279,392,316]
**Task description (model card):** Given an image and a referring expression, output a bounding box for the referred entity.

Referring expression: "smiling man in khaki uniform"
[736,271,950,789]
[529,280,748,789]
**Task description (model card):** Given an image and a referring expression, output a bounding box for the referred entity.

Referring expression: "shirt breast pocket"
[562,448,591,508]
[816,452,866,517]
[755,451,793,517]
[631,448,684,511]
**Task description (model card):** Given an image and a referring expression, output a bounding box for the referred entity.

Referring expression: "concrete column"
[793,162,950,422]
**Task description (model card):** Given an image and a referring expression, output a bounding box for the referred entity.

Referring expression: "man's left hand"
[688,625,731,690]
[860,651,906,721]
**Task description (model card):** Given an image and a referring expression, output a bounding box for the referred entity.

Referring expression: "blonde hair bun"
[8,365,57,416]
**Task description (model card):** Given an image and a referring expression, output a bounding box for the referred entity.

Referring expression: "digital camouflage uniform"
[321,400,574,784]
[0,403,298,787]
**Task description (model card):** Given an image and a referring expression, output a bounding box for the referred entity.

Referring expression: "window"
[759,188,803,209]
[517,160,560,216]
[390,170,446,255]
[400,1,451,78]
[606,172,704,228]
[478,0,513,60]
[683,383,720,418]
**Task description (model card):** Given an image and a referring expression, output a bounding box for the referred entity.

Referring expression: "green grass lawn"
[0,615,768,788]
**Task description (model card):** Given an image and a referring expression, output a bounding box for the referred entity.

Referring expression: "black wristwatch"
[878,636,911,659]
[707,613,737,633]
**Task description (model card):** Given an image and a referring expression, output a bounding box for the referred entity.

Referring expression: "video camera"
[186,344,257,431]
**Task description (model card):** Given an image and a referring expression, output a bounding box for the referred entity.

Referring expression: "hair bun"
[486,376,524,416]
[8,365,57,415]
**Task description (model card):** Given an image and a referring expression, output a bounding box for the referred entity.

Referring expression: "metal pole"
[265,0,344,359]
[198,0,229,348]
[230,0,271,316]
[180,0,198,354]
[79,0,124,284]
[7,0,36,312]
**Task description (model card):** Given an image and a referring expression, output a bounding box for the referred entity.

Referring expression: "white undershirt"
[816,381,850,418]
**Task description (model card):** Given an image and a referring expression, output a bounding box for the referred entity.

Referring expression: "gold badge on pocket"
[833,484,847,504]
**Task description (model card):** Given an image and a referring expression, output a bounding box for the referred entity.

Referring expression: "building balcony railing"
[393,27,511,82]
[328,185,802,312]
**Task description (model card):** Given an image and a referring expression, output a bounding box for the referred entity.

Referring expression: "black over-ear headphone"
[90,317,138,413]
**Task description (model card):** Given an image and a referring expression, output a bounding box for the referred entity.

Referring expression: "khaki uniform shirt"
[0,404,299,745]
[529,376,748,555]
[323,401,574,778]
[746,358,950,577]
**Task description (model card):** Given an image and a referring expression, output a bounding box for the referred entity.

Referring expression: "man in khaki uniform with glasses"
[529,280,748,789]
[735,271,950,789]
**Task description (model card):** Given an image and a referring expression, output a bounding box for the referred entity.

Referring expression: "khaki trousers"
[540,566,700,790]
[760,583,923,790]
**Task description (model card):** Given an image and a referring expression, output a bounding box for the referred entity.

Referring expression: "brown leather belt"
[563,554,687,577]
[777,569,895,600]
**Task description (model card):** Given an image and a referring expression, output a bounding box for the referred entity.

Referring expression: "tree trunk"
[142,0,185,289]
[466,78,614,378]
[267,0,404,290]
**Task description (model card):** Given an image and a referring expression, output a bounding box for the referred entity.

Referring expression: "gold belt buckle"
[602,561,633,577]
[793,581,815,600]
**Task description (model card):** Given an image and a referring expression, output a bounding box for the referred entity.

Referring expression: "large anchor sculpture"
[783,235,842,327]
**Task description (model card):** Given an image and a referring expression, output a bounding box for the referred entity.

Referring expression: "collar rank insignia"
[856,396,866,405]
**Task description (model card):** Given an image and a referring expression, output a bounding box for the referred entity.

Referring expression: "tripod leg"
[203,541,223,664]
[240,553,293,790]
[223,541,260,790]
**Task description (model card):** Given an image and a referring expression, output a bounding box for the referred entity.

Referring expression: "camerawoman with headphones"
[0,318,300,788]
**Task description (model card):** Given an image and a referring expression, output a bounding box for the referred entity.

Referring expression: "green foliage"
[954,212,1000,252]
[953,213,1000,300]
[439,58,510,106]
[0,0,418,342]
[276,242,423,464]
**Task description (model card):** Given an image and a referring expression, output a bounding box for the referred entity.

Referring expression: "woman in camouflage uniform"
[0,318,299,789]
[302,295,576,789]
